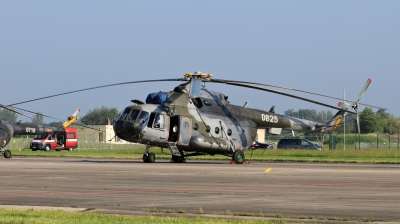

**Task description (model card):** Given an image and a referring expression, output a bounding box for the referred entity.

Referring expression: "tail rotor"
[338,78,372,135]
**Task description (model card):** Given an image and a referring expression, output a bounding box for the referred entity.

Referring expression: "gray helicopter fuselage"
[113,88,336,156]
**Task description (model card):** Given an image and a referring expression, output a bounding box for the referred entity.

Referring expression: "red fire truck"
[30,128,79,151]
[30,109,80,151]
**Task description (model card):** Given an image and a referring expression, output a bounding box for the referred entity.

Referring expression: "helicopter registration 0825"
[261,114,278,123]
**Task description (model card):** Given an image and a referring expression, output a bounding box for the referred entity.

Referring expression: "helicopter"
[0,106,80,159]
[4,72,382,163]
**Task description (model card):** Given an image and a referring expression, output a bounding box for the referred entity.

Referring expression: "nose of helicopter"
[113,120,143,139]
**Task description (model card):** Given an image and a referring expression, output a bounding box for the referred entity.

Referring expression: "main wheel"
[3,150,11,159]
[143,154,149,163]
[44,145,51,151]
[232,150,245,164]
[147,152,156,163]
[171,151,185,163]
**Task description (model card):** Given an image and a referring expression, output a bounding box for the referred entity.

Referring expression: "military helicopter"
[0,106,80,158]
[5,72,382,163]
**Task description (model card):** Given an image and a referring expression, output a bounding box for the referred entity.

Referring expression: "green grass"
[0,208,286,224]
[8,146,400,164]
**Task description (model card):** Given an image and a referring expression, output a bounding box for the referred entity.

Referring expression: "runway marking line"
[265,168,272,173]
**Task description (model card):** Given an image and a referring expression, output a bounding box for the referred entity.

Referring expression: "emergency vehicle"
[30,128,78,151]
[29,109,80,151]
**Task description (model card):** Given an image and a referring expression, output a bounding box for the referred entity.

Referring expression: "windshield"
[118,108,141,122]
[0,130,6,138]
[34,133,49,139]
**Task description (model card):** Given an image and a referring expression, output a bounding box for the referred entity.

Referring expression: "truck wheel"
[44,145,50,151]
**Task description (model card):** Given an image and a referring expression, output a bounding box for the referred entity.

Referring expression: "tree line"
[1,106,399,134]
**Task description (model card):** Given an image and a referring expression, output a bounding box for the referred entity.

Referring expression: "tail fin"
[326,111,345,132]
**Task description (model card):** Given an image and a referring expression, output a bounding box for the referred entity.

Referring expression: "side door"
[178,116,191,146]
[153,113,168,142]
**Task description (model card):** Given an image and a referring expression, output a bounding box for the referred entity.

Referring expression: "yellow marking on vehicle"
[264,168,272,173]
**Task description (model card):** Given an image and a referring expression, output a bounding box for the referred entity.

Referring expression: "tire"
[172,155,185,163]
[68,148,73,151]
[147,152,156,163]
[171,150,185,163]
[44,145,51,151]
[3,150,11,159]
[232,150,245,164]
[32,149,37,151]
[143,154,149,163]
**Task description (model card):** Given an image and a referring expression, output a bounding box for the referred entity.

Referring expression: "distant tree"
[358,108,377,134]
[0,108,18,122]
[284,108,333,123]
[284,109,298,118]
[81,106,119,125]
[47,121,64,128]
[383,115,400,134]
[31,113,44,125]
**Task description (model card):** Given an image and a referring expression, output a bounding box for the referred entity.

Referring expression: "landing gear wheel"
[171,151,185,163]
[147,152,156,163]
[68,148,73,151]
[233,150,245,164]
[44,145,50,152]
[4,149,11,159]
[143,154,149,163]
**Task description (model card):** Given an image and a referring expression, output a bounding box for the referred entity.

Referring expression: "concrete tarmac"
[1,157,400,223]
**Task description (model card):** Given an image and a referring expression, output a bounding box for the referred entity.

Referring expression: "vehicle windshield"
[34,133,49,139]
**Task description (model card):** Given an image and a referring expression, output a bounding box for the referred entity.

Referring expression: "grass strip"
[0,208,286,224]
[9,147,400,164]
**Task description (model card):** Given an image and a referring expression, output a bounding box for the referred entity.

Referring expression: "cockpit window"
[128,110,140,122]
[137,111,150,126]
[118,108,141,122]
[153,114,164,129]
[0,130,6,138]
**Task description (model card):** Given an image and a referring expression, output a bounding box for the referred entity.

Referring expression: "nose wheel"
[1,149,12,159]
[142,145,156,163]
[143,152,156,163]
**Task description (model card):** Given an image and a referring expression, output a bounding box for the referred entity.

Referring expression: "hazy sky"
[1,1,399,124]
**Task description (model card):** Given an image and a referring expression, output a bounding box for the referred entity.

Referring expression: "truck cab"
[30,128,78,151]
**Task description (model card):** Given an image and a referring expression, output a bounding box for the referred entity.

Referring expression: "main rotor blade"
[212,78,386,110]
[8,78,184,106]
[214,81,355,114]
[11,106,102,131]
[0,104,32,119]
